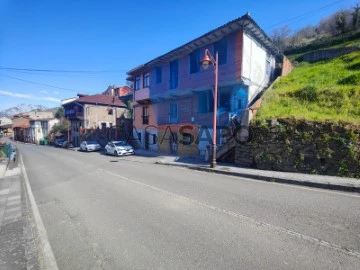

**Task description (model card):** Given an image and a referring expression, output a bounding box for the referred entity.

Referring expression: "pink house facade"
[127,14,285,156]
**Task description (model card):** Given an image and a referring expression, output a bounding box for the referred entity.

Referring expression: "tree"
[352,4,360,30]
[48,117,70,142]
[270,25,292,50]
[55,107,65,119]
[335,11,347,34]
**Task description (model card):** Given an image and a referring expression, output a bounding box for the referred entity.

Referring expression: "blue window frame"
[170,59,178,89]
[214,38,228,65]
[143,73,150,88]
[155,67,162,84]
[189,49,200,74]
[135,76,140,90]
[169,103,178,123]
[197,90,214,113]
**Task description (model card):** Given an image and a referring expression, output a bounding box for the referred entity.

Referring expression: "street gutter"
[156,161,360,194]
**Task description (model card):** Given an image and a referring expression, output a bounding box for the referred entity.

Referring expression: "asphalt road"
[17,143,360,269]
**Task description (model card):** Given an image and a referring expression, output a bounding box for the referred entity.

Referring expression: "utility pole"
[67,116,70,143]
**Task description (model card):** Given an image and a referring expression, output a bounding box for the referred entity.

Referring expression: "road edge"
[156,161,360,194]
[19,153,59,270]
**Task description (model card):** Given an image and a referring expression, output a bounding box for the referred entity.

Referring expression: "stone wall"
[298,47,359,63]
[235,118,360,178]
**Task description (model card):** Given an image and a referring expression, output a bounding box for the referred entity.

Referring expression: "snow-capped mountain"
[0,104,48,117]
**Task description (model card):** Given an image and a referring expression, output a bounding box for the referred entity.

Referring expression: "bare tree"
[270,25,292,50]
[352,4,360,30]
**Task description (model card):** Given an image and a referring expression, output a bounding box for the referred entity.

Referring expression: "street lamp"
[200,49,218,168]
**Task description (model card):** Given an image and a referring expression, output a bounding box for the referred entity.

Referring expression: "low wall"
[298,47,359,63]
[235,119,360,178]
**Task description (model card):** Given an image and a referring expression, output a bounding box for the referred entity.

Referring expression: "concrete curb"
[19,153,59,270]
[157,161,360,194]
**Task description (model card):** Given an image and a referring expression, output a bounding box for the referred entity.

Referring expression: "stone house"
[62,94,129,146]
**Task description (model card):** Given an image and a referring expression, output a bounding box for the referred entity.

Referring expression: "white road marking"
[20,153,59,270]
[102,168,360,259]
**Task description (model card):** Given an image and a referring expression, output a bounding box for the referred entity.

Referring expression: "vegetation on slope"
[256,51,360,123]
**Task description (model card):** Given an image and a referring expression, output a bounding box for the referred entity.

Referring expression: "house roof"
[127,13,282,77]
[29,118,57,121]
[13,120,30,129]
[67,94,127,108]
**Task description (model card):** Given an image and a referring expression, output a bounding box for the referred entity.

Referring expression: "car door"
[106,143,112,154]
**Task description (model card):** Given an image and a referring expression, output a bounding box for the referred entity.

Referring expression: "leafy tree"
[48,118,70,142]
[55,107,65,119]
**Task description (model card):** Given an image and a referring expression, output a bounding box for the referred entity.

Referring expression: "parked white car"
[105,141,134,156]
[80,141,102,152]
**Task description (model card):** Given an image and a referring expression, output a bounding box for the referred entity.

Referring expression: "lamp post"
[200,49,218,168]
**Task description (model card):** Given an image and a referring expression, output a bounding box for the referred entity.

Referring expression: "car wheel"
[114,151,118,157]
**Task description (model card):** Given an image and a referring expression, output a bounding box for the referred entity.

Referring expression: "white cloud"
[0,89,61,103]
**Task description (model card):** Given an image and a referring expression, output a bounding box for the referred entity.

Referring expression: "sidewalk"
[0,156,39,269]
[134,150,360,193]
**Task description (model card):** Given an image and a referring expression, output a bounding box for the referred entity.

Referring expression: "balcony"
[134,87,150,103]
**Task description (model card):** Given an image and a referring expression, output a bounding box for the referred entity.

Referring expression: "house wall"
[242,32,276,102]
[149,31,243,96]
[157,124,199,156]
[27,111,54,119]
[84,104,127,129]
[0,117,12,125]
[71,120,83,146]
[133,104,158,151]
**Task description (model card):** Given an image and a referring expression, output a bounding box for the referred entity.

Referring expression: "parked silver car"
[105,141,134,156]
[80,141,102,152]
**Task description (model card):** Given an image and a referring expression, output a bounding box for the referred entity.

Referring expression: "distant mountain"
[0,104,49,117]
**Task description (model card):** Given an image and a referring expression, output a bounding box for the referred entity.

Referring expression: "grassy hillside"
[256,51,360,123]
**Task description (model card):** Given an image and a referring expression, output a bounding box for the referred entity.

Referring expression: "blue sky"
[0,0,356,110]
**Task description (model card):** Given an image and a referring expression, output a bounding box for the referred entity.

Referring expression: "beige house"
[0,117,13,136]
[28,118,59,144]
[62,94,129,146]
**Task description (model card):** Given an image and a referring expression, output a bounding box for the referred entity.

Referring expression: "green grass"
[257,51,360,123]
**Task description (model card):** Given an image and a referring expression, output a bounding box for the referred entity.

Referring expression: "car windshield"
[114,141,127,146]
[87,141,99,145]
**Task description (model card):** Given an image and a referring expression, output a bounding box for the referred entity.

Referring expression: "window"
[219,88,232,111]
[135,76,140,90]
[143,73,150,88]
[142,106,149,125]
[155,67,162,84]
[189,49,200,74]
[198,91,214,113]
[169,103,178,123]
[170,59,178,89]
[101,122,106,130]
[214,38,228,65]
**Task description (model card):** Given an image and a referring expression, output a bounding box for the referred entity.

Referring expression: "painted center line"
[102,168,360,259]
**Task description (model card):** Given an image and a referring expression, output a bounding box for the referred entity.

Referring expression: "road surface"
[17,143,360,269]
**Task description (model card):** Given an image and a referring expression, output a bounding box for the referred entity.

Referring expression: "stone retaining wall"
[298,47,359,63]
[235,119,360,178]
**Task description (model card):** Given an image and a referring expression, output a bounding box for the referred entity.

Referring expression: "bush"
[338,73,360,85]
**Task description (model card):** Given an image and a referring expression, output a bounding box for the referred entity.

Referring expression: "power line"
[0,67,128,74]
[265,0,345,31]
[0,74,79,92]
